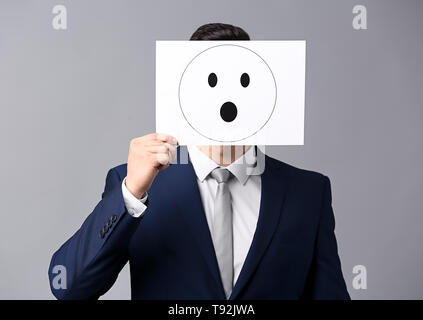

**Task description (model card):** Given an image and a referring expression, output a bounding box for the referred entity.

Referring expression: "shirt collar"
[187,145,262,185]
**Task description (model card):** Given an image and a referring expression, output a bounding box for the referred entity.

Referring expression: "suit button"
[111,215,117,222]
[99,230,105,238]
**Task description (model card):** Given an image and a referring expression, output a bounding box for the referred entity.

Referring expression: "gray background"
[0,0,422,299]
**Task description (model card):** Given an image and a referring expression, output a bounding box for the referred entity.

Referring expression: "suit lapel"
[230,156,289,299]
[173,150,226,298]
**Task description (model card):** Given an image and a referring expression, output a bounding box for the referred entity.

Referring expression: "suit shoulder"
[266,155,329,185]
[108,163,128,180]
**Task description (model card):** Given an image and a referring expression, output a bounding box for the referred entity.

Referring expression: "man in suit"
[48,23,350,300]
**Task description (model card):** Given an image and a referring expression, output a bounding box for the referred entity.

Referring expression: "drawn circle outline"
[178,44,278,143]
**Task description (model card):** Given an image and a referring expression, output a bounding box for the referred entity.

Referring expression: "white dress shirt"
[121,146,263,285]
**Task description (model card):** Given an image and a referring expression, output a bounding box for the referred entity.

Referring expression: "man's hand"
[125,133,178,199]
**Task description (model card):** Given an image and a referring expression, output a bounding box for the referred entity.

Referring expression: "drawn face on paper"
[178,44,277,142]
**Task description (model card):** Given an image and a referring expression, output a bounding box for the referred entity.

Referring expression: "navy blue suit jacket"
[48,151,350,300]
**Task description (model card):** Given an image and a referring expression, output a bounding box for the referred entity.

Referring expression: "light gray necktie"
[210,168,234,299]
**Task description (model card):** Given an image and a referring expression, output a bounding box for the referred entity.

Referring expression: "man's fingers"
[155,153,170,166]
[131,133,178,168]
[164,143,177,161]
[147,144,176,164]
[147,143,176,158]
[126,133,176,198]
[132,133,178,148]
[157,163,170,171]
[147,145,166,153]
[156,133,178,146]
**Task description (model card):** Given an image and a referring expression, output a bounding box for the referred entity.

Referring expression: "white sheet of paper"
[156,41,306,145]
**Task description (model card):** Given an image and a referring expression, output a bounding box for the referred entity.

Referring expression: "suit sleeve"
[48,168,142,299]
[307,176,350,300]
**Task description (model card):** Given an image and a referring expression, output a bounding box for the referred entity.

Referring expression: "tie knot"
[211,168,231,183]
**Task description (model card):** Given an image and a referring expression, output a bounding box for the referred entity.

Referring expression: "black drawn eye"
[240,73,250,87]
[208,73,217,87]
